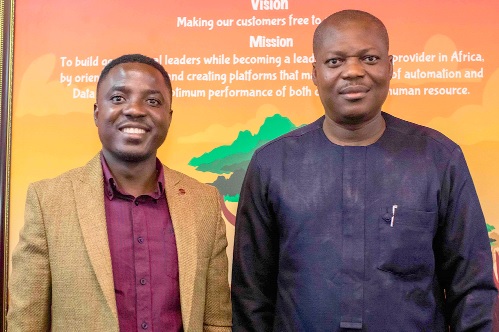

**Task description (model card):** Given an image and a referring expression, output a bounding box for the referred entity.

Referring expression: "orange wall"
[9,1,499,273]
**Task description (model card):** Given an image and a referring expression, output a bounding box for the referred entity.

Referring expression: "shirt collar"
[100,152,165,200]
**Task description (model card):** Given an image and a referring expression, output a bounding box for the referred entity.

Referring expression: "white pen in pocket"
[390,205,398,227]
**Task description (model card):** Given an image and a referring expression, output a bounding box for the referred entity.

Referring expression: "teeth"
[122,127,146,134]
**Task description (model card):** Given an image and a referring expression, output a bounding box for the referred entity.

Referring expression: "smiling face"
[312,16,393,126]
[94,62,172,164]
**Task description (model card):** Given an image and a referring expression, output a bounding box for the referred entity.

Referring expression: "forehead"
[99,62,168,92]
[317,20,388,53]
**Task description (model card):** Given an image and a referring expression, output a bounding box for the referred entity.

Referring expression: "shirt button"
[140,278,147,285]
[137,237,144,244]
[134,201,139,206]
[141,322,148,329]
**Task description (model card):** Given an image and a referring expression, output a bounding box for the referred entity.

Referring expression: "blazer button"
[141,322,148,329]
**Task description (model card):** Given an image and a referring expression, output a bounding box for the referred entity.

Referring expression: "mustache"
[116,120,151,131]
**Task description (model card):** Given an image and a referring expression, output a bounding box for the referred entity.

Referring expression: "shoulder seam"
[254,118,322,157]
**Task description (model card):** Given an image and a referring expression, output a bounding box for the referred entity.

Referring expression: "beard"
[107,148,155,164]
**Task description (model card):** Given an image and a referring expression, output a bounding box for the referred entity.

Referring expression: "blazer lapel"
[69,157,198,325]
[164,167,198,330]
[73,154,117,319]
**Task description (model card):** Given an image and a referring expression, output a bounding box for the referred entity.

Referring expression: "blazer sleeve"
[203,187,232,332]
[7,183,51,332]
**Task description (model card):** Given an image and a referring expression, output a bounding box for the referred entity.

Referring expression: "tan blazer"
[7,154,232,331]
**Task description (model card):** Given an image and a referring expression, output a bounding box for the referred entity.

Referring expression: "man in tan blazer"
[8,54,232,331]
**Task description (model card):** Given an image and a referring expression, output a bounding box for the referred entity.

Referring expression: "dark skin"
[94,62,173,196]
[312,12,393,146]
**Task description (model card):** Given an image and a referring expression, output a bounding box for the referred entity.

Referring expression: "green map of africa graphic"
[188,113,298,225]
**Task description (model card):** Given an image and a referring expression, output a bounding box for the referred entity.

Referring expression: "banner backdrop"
[8,0,499,287]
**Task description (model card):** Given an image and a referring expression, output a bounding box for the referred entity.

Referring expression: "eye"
[147,98,162,107]
[363,55,379,64]
[325,58,343,68]
[110,95,125,103]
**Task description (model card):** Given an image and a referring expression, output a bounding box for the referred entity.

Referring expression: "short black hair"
[97,53,172,102]
[313,10,389,56]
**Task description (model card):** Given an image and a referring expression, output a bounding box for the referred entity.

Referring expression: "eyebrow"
[327,48,380,57]
[141,89,163,96]
[108,85,164,96]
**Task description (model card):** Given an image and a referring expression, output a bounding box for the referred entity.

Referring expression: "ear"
[93,103,99,126]
[388,55,394,80]
[166,109,173,127]
[312,62,318,86]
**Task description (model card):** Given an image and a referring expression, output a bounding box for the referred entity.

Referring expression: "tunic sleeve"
[231,153,279,331]
[434,147,497,331]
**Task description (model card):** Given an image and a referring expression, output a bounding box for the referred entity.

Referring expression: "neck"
[322,112,386,146]
[103,152,159,197]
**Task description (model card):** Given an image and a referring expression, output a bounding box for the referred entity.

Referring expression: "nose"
[122,100,146,117]
[341,57,365,79]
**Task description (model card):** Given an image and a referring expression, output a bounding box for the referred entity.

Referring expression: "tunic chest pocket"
[378,206,437,278]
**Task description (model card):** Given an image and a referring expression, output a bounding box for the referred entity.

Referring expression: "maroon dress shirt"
[101,155,183,332]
